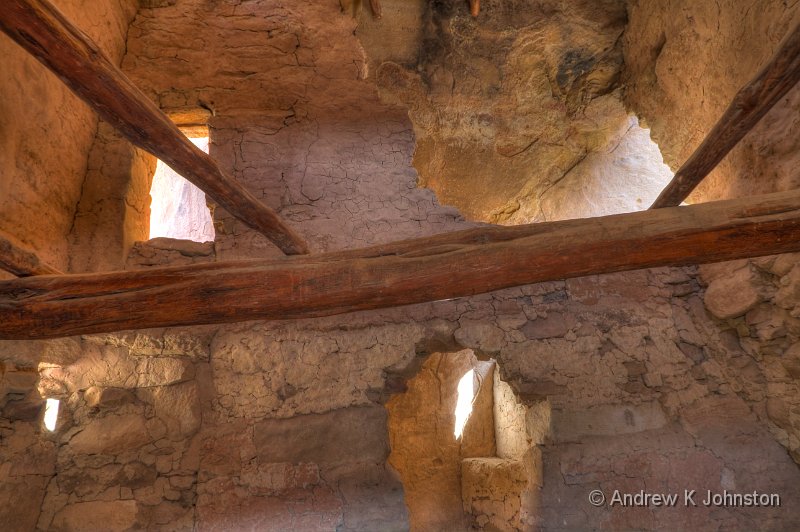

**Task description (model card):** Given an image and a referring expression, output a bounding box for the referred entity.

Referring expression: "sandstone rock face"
[0,0,137,522]
[698,254,800,463]
[623,0,800,203]
[366,0,671,223]
[0,421,54,531]
[552,402,667,441]
[121,0,468,263]
[0,0,139,270]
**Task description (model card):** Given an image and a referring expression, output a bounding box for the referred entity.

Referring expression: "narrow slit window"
[43,398,59,432]
[454,368,476,439]
[149,132,215,242]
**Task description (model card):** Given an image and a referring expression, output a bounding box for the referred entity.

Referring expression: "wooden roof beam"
[470,1,480,17]
[0,0,309,255]
[4,187,800,339]
[650,21,800,209]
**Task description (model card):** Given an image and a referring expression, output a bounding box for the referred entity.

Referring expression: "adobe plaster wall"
[0,0,139,273]
[1,0,800,531]
[622,0,800,203]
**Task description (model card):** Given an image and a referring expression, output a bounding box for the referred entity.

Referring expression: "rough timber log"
[470,0,481,17]
[4,189,800,339]
[651,21,800,208]
[0,0,308,255]
[0,230,62,277]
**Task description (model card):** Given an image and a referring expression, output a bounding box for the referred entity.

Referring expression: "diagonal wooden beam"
[0,0,309,255]
[0,230,62,277]
[4,187,800,339]
[469,0,480,17]
[650,21,800,209]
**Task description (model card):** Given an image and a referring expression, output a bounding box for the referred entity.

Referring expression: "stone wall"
[0,0,138,525]
[2,1,800,531]
[0,0,139,272]
[6,266,800,529]
[622,0,800,477]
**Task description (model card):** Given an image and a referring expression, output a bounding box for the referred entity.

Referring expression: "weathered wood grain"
[651,21,800,208]
[4,188,800,339]
[0,230,62,277]
[0,0,309,255]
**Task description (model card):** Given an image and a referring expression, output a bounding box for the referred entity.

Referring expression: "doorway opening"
[386,349,551,531]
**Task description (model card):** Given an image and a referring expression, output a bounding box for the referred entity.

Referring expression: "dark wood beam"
[470,1,480,17]
[0,0,309,255]
[0,230,62,277]
[650,21,800,208]
[4,188,800,339]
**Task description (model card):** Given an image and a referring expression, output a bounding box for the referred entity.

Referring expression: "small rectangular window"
[149,132,215,242]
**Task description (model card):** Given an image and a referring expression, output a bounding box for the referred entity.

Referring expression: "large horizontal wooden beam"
[0,230,62,277]
[4,188,800,339]
[0,0,308,255]
[650,21,800,208]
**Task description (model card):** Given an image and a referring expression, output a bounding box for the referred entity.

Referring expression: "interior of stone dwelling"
[2,0,800,530]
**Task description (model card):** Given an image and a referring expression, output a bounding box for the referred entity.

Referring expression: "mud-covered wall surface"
[2,0,800,531]
[623,0,800,203]
[5,267,800,530]
[0,0,139,274]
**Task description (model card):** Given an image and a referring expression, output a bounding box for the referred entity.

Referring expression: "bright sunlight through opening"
[43,398,59,431]
[454,369,475,439]
[149,136,215,242]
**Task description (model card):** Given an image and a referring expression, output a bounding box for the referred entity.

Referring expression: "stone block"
[551,402,668,442]
[454,321,505,353]
[68,413,150,455]
[461,457,529,532]
[704,267,761,319]
[254,405,389,466]
[51,500,139,531]
[84,386,134,409]
[520,312,573,340]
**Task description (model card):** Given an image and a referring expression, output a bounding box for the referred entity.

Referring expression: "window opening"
[149,132,215,242]
[454,368,476,439]
[43,398,59,431]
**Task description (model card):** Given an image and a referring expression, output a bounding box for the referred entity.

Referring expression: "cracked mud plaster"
[6,264,800,529]
[2,0,800,531]
[0,0,139,272]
